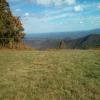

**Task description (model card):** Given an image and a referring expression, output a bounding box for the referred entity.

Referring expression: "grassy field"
[0,50,100,100]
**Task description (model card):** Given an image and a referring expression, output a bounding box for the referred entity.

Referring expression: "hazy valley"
[24,29,100,50]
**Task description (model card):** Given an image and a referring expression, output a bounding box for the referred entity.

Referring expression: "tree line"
[0,0,25,48]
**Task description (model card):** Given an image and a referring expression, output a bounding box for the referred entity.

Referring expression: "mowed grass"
[0,50,100,100]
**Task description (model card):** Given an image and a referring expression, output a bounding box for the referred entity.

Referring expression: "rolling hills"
[64,34,100,49]
[24,34,100,50]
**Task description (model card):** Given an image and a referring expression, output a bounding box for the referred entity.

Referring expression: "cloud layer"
[8,0,100,33]
[27,0,76,6]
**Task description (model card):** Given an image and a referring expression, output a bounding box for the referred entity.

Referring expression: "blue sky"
[8,0,100,33]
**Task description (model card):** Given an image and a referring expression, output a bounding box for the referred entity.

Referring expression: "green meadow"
[0,50,100,100]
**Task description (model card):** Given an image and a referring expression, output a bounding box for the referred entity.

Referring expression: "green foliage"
[0,0,25,48]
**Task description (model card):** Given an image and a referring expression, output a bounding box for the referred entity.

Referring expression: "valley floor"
[0,50,100,100]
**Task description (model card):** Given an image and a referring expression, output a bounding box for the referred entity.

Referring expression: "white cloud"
[80,21,83,24]
[43,12,73,21]
[53,0,63,6]
[35,0,76,6]
[25,12,29,16]
[74,5,83,12]
[15,8,21,11]
[96,3,100,9]
[65,0,76,5]
[36,0,52,6]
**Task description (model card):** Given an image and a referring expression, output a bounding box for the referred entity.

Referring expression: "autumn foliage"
[0,0,25,48]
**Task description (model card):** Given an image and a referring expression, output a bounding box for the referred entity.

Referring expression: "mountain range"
[24,29,100,50]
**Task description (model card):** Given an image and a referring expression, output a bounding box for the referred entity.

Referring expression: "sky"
[8,0,100,33]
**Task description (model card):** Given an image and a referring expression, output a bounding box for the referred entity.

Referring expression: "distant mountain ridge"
[24,29,100,49]
[64,34,100,49]
[25,28,100,40]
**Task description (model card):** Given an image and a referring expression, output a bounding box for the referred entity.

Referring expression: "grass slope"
[0,50,100,100]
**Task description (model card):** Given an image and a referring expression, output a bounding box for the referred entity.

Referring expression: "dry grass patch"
[0,50,100,100]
